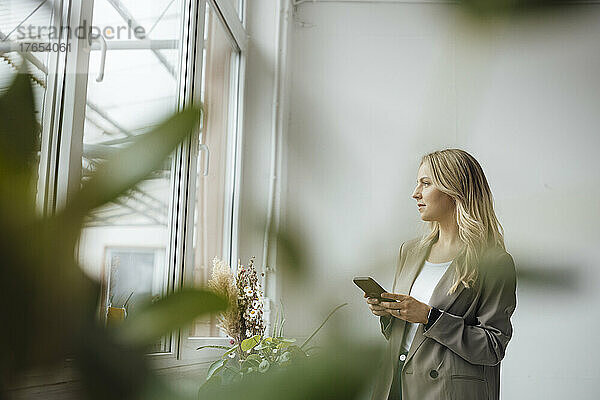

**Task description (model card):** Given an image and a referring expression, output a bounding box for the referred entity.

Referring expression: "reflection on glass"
[105,247,166,352]
[189,4,238,337]
[0,0,52,196]
[77,0,184,353]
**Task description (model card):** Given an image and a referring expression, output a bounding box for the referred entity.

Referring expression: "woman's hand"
[364,293,390,317]
[380,293,432,324]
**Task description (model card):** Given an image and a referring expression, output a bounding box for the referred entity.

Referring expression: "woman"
[366,149,517,400]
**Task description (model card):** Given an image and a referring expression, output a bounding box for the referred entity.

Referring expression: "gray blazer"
[370,238,517,400]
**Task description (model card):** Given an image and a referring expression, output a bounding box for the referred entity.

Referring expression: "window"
[104,247,168,352]
[20,0,248,365]
[0,0,52,116]
[77,0,187,355]
[189,2,240,337]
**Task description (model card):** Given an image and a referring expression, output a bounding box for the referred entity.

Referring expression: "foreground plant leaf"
[459,0,580,17]
[117,288,228,347]
[64,105,201,222]
[199,342,382,400]
[0,68,37,183]
[0,71,208,399]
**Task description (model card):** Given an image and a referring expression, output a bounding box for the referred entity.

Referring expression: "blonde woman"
[366,149,517,400]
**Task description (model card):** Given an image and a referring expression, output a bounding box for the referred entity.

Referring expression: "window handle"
[199,143,210,176]
[91,35,107,82]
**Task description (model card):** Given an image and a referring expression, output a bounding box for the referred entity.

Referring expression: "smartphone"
[353,277,397,302]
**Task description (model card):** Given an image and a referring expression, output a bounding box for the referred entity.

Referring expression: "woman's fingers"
[381,297,409,319]
[372,310,389,316]
[383,296,430,323]
[367,301,388,315]
[368,304,387,311]
[387,308,408,319]
[381,292,409,302]
[380,300,404,309]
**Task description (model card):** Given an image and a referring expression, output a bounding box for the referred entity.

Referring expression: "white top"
[400,259,453,352]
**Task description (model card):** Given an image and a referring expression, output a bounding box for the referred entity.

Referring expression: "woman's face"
[412,163,455,222]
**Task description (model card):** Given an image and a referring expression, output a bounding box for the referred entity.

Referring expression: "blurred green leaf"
[197,345,232,351]
[246,354,262,364]
[516,264,581,293]
[207,359,226,381]
[0,71,213,398]
[241,358,259,372]
[460,0,579,17]
[278,318,286,337]
[0,70,95,383]
[198,343,381,400]
[275,228,307,276]
[118,288,228,346]
[0,68,37,179]
[64,105,201,222]
[285,345,308,359]
[276,337,296,343]
[258,359,270,373]
[300,303,347,350]
[222,346,237,358]
[75,323,151,400]
[221,366,242,385]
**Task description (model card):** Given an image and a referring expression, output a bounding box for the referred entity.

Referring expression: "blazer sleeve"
[379,241,408,341]
[422,252,517,366]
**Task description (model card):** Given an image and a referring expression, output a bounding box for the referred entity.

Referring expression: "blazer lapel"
[394,242,430,294]
[389,241,432,368]
[428,261,465,311]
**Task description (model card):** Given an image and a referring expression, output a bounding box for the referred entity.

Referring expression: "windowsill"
[151,336,233,369]
[9,337,232,392]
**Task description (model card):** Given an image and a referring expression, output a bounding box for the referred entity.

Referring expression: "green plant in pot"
[198,257,347,388]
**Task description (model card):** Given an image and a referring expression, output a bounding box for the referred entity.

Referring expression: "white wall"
[237,0,286,333]
[275,2,600,399]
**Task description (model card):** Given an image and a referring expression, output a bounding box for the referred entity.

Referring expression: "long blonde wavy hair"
[416,149,505,294]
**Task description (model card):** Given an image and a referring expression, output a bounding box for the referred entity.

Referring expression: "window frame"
[176,0,248,364]
[34,0,249,370]
[37,0,94,214]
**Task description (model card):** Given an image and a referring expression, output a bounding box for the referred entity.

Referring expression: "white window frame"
[176,0,248,364]
[35,0,249,370]
[38,0,94,214]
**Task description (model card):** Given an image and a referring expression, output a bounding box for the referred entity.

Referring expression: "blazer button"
[429,370,439,379]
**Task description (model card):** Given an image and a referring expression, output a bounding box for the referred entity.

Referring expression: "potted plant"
[198,258,346,387]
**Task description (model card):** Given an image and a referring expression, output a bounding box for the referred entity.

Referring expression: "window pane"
[77,0,185,353]
[0,0,52,196]
[189,3,238,337]
[105,247,167,352]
